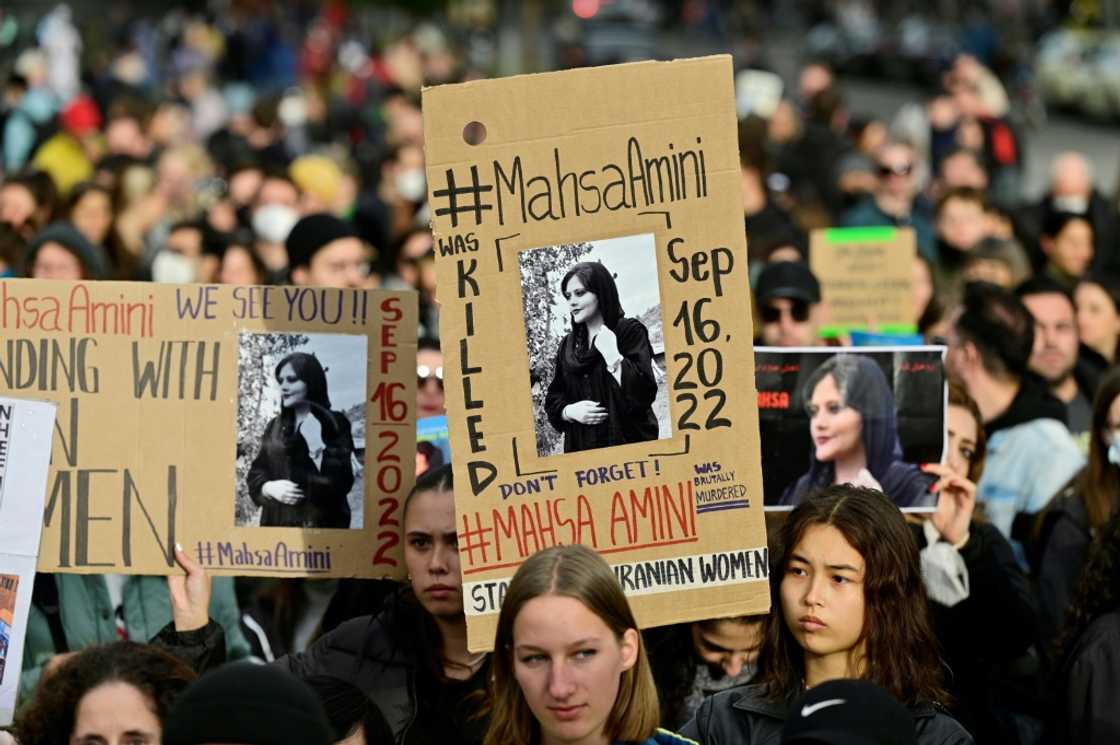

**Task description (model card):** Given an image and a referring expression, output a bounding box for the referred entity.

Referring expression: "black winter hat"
[26,221,112,280]
[162,662,333,745]
[285,212,360,270]
[755,260,821,305]
[782,679,917,745]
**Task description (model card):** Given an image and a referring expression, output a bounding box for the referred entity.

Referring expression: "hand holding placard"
[168,542,210,632]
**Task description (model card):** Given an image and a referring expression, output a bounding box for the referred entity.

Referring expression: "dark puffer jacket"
[680,683,974,745]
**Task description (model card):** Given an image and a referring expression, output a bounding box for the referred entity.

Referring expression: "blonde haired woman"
[485,544,694,745]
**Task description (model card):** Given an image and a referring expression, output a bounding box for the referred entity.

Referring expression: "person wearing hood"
[780,354,936,508]
[26,221,112,280]
[2,57,60,174]
[945,281,1084,553]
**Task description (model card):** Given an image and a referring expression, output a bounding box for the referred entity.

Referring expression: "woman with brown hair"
[917,383,1039,743]
[1036,366,1120,646]
[485,544,691,745]
[681,485,973,744]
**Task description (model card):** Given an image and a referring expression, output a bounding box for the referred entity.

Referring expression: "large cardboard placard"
[810,226,917,339]
[756,346,946,511]
[423,56,770,650]
[0,280,416,577]
[0,396,57,725]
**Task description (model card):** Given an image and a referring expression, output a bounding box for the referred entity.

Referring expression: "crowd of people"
[2,3,1120,745]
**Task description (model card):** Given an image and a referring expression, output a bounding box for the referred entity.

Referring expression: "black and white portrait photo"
[520,233,672,458]
[235,331,367,529]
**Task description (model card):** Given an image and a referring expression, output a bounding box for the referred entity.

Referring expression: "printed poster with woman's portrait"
[756,347,947,511]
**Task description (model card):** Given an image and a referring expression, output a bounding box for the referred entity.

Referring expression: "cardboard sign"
[0,280,416,577]
[0,396,57,725]
[423,56,770,650]
[756,347,946,511]
[810,226,917,339]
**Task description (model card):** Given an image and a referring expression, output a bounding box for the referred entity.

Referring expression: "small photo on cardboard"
[756,347,946,511]
[519,233,671,458]
[0,573,17,685]
[235,331,368,529]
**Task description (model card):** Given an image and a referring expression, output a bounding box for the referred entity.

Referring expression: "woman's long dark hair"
[14,642,196,745]
[800,355,901,489]
[1053,509,1120,672]
[275,351,331,409]
[1078,367,1120,532]
[754,484,949,706]
[561,261,625,337]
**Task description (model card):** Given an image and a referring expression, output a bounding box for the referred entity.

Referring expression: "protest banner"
[755,346,946,511]
[423,56,770,650]
[809,226,917,339]
[0,280,416,577]
[0,396,57,725]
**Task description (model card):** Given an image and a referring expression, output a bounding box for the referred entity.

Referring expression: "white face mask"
[252,204,299,244]
[1108,436,1120,467]
[1052,195,1089,214]
[395,168,427,203]
[151,251,197,284]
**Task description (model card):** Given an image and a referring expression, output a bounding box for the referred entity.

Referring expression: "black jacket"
[912,522,1040,743]
[986,374,1068,438]
[1058,610,1120,744]
[1035,480,1093,649]
[680,683,974,744]
[274,592,488,744]
[248,405,355,528]
[151,619,228,674]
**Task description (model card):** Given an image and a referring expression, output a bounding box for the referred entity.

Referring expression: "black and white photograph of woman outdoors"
[235,332,367,529]
[520,234,672,458]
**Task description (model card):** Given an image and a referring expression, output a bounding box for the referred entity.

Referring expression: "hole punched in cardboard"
[463,121,487,145]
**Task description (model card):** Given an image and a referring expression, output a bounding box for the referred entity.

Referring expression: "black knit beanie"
[285,213,359,270]
[26,221,112,280]
[162,662,332,745]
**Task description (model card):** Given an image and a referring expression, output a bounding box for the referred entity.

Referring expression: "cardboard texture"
[423,56,770,651]
[0,281,416,577]
[810,226,917,339]
[0,396,57,725]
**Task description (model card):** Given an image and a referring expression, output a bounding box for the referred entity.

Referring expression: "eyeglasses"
[877,163,913,178]
[760,300,810,324]
[418,364,444,389]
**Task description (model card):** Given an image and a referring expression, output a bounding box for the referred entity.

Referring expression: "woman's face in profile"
[946,404,978,479]
[278,363,308,408]
[808,374,862,463]
[69,681,161,745]
[564,275,600,326]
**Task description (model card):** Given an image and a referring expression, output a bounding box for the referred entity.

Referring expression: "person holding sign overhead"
[780,354,935,508]
[484,544,693,745]
[248,352,356,529]
[545,261,659,454]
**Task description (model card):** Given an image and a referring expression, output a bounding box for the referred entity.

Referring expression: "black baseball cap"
[782,679,917,745]
[756,260,821,305]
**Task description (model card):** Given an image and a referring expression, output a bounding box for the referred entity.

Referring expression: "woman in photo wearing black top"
[248,352,355,528]
[545,261,659,453]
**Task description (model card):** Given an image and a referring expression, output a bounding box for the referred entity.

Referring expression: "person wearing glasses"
[754,261,823,348]
[841,140,936,261]
[417,337,446,419]
[286,213,375,289]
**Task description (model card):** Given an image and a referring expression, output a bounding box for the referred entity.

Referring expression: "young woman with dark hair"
[916,383,1039,743]
[485,544,690,745]
[1035,367,1120,644]
[544,261,659,453]
[276,465,490,745]
[682,485,973,744]
[1052,510,1120,742]
[645,616,764,729]
[1075,273,1120,373]
[13,642,197,745]
[248,351,356,528]
[780,354,936,507]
